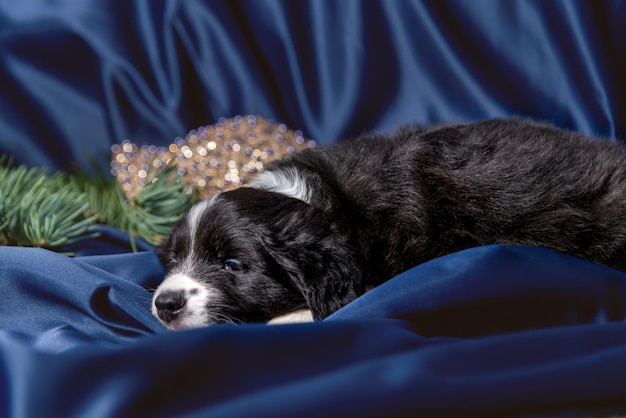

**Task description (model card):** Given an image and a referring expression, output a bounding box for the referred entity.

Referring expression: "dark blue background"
[1,1,626,416]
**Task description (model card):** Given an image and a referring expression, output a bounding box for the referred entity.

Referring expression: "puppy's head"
[151,187,362,330]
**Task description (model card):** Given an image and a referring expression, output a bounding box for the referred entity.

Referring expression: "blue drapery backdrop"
[1,1,626,416]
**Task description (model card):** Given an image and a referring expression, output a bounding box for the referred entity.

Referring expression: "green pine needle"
[126,165,197,245]
[0,155,199,252]
[0,156,98,248]
[75,160,199,249]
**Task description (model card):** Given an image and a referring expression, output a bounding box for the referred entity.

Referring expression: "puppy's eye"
[223,259,245,271]
[162,256,178,268]
[158,254,177,269]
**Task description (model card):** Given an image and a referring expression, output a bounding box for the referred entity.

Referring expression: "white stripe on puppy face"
[182,194,219,270]
[249,167,311,203]
[187,194,218,247]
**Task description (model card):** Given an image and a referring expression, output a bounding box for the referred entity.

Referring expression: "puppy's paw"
[267,309,314,325]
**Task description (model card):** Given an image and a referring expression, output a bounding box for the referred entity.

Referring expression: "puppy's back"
[285,118,626,275]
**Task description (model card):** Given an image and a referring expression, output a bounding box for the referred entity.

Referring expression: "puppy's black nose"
[154,291,186,323]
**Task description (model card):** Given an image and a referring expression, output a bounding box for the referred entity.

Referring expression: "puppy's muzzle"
[154,290,186,323]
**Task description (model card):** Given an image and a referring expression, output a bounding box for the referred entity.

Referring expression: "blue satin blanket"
[1,1,626,417]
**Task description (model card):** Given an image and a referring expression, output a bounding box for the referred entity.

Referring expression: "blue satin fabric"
[2,245,626,416]
[2,1,626,417]
[0,1,624,171]
[0,247,162,352]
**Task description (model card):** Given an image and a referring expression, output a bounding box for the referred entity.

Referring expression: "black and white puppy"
[152,118,626,330]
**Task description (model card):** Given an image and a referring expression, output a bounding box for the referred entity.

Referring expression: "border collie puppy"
[152,118,626,330]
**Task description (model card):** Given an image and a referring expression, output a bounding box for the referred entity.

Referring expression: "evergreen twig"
[0,155,199,252]
[0,156,98,248]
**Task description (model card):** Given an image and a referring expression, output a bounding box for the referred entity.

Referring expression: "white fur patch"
[181,195,219,271]
[187,194,217,245]
[249,167,311,203]
[152,273,218,330]
[267,309,314,325]
[186,199,210,240]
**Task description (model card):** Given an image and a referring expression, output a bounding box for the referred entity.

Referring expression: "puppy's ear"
[296,250,363,320]
[265,206,364,320]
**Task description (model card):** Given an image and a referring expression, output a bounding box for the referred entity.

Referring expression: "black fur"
[155,118,626,326]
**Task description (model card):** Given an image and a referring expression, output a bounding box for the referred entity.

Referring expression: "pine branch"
[0,155,198,252]
[125,162,198,245]
[0,156,98,248]
[74,160,198,249]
